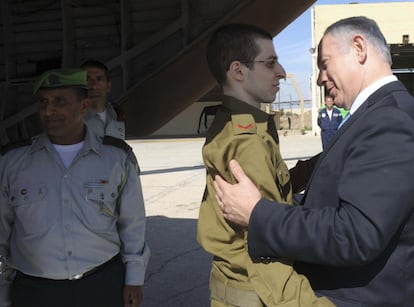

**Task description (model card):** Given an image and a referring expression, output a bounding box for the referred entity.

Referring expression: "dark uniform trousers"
[11,255,125,307]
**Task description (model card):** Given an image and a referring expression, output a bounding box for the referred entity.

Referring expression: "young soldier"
[197,24,332,307]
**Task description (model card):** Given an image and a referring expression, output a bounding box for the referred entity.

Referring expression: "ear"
[227,61,245,82]
[352,35,367,64]
[80,97,91,115]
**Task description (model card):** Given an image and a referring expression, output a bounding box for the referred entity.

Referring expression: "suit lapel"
[300,81,405,205]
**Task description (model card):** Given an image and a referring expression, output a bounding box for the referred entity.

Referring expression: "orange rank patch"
[231,114,256,135]
[236,123,254,131]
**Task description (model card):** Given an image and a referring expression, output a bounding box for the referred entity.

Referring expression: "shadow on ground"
[142,216,212,307]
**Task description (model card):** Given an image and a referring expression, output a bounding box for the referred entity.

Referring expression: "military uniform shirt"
[0,128,149,303]
[197,96,333,306]
[85,102,125,139]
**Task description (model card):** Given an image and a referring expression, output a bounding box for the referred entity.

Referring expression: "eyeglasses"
[241,59,278,70]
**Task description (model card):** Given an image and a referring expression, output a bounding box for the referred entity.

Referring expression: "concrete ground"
[129,131,322,307]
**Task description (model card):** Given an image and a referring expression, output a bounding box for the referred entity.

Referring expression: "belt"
[16,254,120,282]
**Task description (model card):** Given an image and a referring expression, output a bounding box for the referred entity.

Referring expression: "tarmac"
[128,131,322,307]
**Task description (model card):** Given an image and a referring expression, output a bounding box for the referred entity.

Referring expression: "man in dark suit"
[213,16,414,306]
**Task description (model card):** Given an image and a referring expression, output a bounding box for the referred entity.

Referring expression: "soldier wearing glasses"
[197,24,332,306]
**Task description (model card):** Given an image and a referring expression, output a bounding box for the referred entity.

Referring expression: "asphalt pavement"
[128,131,322,307]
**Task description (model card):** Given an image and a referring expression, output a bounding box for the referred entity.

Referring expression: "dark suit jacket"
[248,81,414,306]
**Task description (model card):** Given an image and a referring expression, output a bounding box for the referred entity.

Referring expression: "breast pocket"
[275,162,291,202]
[9,185,49,235]
[83,183,119,232]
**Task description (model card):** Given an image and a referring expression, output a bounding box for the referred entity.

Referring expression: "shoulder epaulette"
[102,135,141,174]
[1,139,32,156]
[103,135,131,152]
[231,114,257,135]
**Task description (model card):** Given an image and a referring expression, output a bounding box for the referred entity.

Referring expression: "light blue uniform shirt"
[0,129,149,305]
[85,102,125,139]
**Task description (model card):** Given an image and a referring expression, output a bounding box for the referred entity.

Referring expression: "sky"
[273,0,409,103]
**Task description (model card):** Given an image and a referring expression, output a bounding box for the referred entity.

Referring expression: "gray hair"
[324,16,392,65]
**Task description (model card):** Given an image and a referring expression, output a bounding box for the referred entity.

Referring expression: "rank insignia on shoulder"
[231,114,256,135]
[102,135,140,174]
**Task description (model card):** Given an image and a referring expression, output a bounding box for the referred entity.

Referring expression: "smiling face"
[37,87,89,144]
[243,38,286,105]
[317,33,364,110]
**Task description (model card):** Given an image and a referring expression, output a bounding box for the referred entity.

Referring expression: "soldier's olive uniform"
[197,96,333,307]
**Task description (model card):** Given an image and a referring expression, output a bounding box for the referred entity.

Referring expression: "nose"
[275,62,286,80]
[317,69,326,87]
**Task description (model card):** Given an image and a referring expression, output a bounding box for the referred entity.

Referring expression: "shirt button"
[67,251,72,256]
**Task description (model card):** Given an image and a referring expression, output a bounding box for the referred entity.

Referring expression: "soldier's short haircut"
[80,60,110,80]
[206,23,273,86]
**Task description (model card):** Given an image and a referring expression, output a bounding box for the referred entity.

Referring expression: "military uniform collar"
[86,101,117,119]
[222,95,269,123]
[29,127,102,157]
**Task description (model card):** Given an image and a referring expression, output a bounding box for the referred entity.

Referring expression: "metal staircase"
[0,0,315,145]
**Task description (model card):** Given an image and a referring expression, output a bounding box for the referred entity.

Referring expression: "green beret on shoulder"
[33,69,87,94]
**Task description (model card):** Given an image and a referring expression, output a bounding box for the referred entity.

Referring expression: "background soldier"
[80,60,125,139]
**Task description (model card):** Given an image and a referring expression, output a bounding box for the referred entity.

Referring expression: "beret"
[33,69,87,94]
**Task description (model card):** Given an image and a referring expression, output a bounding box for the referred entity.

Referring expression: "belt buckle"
[68,273,83,280]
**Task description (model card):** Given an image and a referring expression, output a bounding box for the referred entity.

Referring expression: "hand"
[124,285,143,307]
[213,159,261,226]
